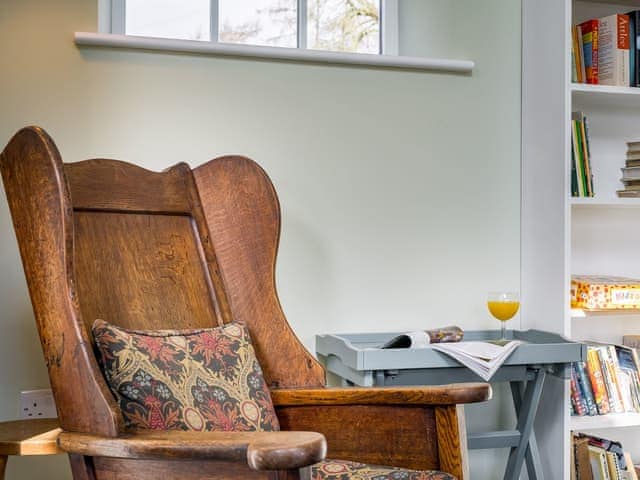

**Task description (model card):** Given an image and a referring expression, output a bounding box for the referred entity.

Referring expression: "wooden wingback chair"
[0,127,490,480]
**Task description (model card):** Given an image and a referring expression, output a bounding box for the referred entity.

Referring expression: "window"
[107,0,398,55]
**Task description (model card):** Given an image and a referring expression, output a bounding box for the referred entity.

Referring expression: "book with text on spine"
[581,19,600,84]
[599,14,630,87]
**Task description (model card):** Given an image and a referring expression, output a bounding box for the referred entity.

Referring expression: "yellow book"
[572,276,640,310]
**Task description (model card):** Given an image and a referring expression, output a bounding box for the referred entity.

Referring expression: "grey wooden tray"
[316,329,586,386]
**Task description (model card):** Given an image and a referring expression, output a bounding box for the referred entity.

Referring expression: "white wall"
[0,0,521,478]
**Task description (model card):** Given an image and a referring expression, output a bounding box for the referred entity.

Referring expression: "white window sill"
[74,32,474,73]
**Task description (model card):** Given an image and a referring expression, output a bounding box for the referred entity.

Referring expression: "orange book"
[580,19,599,84]
[586,347,611,414]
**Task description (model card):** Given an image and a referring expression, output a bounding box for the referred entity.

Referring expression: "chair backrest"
[1,127,325,437]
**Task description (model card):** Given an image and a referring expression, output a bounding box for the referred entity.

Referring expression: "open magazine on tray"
[429,340,522,381]
[379,330,522,381]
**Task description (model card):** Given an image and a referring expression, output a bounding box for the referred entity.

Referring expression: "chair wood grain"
[0,419,61,456]
[270,384,491,407]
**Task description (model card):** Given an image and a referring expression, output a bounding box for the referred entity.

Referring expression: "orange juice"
[487,301,520,321]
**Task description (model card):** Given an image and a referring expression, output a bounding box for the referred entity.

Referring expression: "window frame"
[103,0,398,55]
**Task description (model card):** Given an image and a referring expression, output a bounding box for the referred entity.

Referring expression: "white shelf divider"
[570,197,640,207]
[571,413,640,431]
[571,84,640,96]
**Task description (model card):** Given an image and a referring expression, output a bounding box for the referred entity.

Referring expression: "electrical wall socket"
[20,389,57,419]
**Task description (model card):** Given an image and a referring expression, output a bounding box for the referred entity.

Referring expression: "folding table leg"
[510,378,545,480]
[503,368,546,480]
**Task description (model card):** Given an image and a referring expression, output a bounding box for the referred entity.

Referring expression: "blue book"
[575,361,598,416]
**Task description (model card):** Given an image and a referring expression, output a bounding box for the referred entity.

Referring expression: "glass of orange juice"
[487,292,520,343]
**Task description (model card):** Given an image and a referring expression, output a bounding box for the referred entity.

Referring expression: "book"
[576,361,599,415]
[614,344,640,412]
[623,335,640,349]
[581,113,594,196]
[572,276,640,310]
[571,112,594,197]
[628,141,640,151]
[581,19,600,84]
[622,166,640,180]
[586,346,611,414]
[616,190,640,198]
[572,114,589,196]
[606,451,622,480]
[627,11,640,87]
[574,25,587,83]
[596,346,625,413]
[589,445,611,480]
[618,182,640,190]
[574,435,595,480]
[598,14,630,86]
[572,366,588,416]
[624,452,639,480]
[428,340,522,381]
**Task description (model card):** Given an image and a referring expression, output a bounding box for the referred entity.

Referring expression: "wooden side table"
[0,418,61,479]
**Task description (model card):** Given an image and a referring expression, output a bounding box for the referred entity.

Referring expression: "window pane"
[219,0,297,48]
[308,0,380,54]
[126,0,210,41]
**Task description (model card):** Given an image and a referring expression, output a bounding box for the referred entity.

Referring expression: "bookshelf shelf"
[571,308,640,319]
[570,197,640,207]
[571,84,640,96]
[571,413,640,430]
[572,84,640,109]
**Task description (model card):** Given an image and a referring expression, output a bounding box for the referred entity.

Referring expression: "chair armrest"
[58,430,326,471]
[270,383,491,407]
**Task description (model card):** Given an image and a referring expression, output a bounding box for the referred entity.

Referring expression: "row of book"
[618,141,640,198]
[572,433,638,480]
[571,340,640,417]
[571,111,594,197]
[572,12,640,87]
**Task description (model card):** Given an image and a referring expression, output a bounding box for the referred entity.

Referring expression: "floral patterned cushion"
[309,459,456,480]
[92,319,279,432]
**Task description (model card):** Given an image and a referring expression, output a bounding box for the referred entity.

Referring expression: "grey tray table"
[316,329,586,480]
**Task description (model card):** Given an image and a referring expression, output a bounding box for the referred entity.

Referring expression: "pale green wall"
[0,0,521,478]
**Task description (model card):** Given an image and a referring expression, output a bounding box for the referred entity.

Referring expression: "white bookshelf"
[523,0,640,478]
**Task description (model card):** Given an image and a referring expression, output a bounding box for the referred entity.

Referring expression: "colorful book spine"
[607,345,631,412]
[598,347,625,413]
[580,19,600,84]
[571,367,588,416]
[573,25,586,83]
[587,347,611,414]
[575,361,598,415]
[598,14,630,87]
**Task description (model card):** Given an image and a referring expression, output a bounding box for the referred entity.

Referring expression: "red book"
[580,19,599,84]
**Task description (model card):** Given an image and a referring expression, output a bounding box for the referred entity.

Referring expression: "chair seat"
[310,459,457,480]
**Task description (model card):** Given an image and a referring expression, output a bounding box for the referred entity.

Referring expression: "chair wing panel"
[194,156,325,389]
[0,127,122,436]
